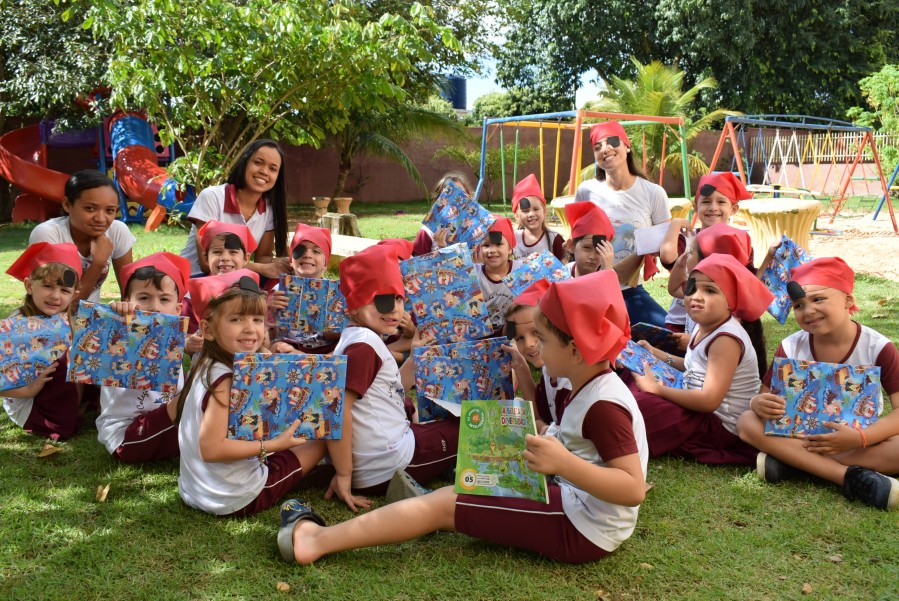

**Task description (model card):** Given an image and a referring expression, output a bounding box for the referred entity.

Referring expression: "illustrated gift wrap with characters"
[227,352,346,441]
[0,314,71,391]
[68,302,187,393]
[501,249,570,299]
[422,179,495,246]
[275,276,350,338]
[413,337,514,422]
[616,340,684,388]
[761,235,813,324]
[400,243,492,343]
[630,322,681,356]
[765,357,881,437]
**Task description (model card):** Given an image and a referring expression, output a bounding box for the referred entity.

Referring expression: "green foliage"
[417,94,458,120]
[87,0,464,190]
[467,88,569,126]
[435,141,538,204]
[847,64,899,175]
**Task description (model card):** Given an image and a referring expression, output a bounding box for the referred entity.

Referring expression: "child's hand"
[109,301,138,316]
[324,473,372,513]
[268,289,288,311]
[523,433,570,476]
[749,393,785,420]
[269,341,300,354]
[632,361,663,394]
[411,330,435,349]
[256,258,292,280]
[636,340,661,359]
[433,228,450,249]
[502,343,528,372]
[805,423,866,455]
[596,239,615,271]
[269,419,307,452]
[91,235,113,263]
[398,312,417,339]
[4,363,57,398]
[184,332,204,355]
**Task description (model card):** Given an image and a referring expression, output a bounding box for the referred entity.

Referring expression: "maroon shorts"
[226,450,304,518]
[634,388,757,465]
[23,353,81,441]
[114,404,179,463]
[455,484,610,564]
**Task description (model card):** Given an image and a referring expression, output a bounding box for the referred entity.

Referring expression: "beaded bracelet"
[258,440,268,464]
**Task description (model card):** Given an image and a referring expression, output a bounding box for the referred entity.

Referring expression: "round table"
[735,198,822,260]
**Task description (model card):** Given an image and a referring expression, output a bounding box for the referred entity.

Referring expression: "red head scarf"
[377,238,414,261]
[512,279,551,307]
[338,245,405,311]
[691,254,774,321]
[198,220,258,254]
[564,201,615,241]
[187,269,261,321]
[511,174,546,213]
[120,252,191,300]
[7,242,82,281]
[290,223,332,263]
[485,215,516,248]
[696,223,753,267]
[790,256,859,313]
[695,172,752,206]
[590,121,631,148]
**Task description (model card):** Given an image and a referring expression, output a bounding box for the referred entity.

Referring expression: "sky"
[464,61,602,110]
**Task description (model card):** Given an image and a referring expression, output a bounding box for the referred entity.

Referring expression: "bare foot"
[291,518,323,565]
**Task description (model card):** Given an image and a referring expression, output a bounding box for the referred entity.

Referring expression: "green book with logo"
[454,399,549,503]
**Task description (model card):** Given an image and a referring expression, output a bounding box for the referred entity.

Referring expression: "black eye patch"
[373,294,397,314]
[684,277,697,296]
[605,135,621,148]
[787,281,806,301]
[505,320,517,339]
[237,276,261,294]
[291,243,312,259]
[518,198,531,210]
[487,231,504,245]
[699,183,717,197]
[222,233,245,251]
[61,269,77,287]
[592,234,607,246]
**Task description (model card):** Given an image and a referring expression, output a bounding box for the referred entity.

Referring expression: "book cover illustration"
[761,235,813,325]
[765,357,880,438]
[630,322,681,356]
[400,243,493,343]
[413,337,513,422]
[422,179,495,246]
[501,250,571,299]
[228,352,346,441]
[0,314,71,391]
[275,276,349,338]
[454,399,549,503]
[67,302,187,393]
[615,340,684,389]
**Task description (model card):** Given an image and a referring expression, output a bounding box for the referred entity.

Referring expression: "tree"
[86,0,465,191]
[846,64,899,174]
[435,142,539,204]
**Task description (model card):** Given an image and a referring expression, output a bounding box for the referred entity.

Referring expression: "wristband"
[665,353,675,366]
[855,426,867,449]
[258,440,268,464]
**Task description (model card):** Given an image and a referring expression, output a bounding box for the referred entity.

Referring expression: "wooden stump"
[319,212,361,237]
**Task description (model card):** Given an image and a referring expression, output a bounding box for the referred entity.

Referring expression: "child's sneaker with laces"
[842,466,899,510]
[386,470,429,504]
[756,452,805,483]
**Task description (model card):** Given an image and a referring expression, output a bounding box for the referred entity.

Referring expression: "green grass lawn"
[1,211,898,600]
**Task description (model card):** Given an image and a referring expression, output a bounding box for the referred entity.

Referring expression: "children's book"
[630,322,681,356]
[765,357,880,438]
[228,352,346,441]
[275,276,350,338]
[0,314,71,391]
[400,243,493,343]
[455,399,549,503]
[760,235,813,324]
[615,340,684,389]
[501,250,571,299]
[67,302,187,393]
[422,180,495,246]
[413,337,513,422]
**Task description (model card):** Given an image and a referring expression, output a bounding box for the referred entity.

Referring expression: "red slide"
[0,124,70,222]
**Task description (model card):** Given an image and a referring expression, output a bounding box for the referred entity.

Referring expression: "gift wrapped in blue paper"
[615,340,684,389]
[761,235,813,324]
[276,276,350,338]
[0,314,71,391]
[501,249,571,299]
[422,180,495,247]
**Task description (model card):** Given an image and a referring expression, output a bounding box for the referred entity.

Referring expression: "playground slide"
[0,124,70,222]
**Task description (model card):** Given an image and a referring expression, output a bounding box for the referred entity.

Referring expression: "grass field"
[1,209,897,601]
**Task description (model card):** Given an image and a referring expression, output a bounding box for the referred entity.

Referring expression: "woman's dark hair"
[595,150,647,182]
[228,139,288,258]
[64,169,116,205]
[741,317,768,379]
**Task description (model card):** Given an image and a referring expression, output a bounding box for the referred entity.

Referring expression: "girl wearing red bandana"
[510,174,566,261]
[738,257,899,510]
[474,216,524,334]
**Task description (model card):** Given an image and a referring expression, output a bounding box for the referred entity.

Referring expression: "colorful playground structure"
[0,106,194,229]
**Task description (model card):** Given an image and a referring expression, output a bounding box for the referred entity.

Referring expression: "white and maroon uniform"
[535,367,571,428]
[475,260,524,331]
[513,229,566,262]
[763,322,899,413]
[455,369,648,562]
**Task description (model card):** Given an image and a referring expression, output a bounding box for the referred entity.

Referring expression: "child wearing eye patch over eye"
[96,252,190,462]
[324,245,459,511]
[630,254,773,465]
[475,216,525,335]
[737,257,899,510]
[510,174,567,261]
[2,243,83,440]
[563,201,616,278]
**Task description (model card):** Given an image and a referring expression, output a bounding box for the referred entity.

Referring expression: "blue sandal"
[277,499,326,562]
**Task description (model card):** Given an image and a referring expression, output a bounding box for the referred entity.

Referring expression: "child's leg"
[115,404,178,462]
[23,359,81,440]
[405,418,459,484]
[291,485,458,564]
[830,435,899,476]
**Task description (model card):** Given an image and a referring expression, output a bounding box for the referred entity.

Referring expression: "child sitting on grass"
[2,243,82,440]
[737,257,899,510]
[510,174,566,261]
[276,269,647,565]
[96,252,190,462]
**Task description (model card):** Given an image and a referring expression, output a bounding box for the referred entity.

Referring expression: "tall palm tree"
[579,58,738,186]
[332,104,466,199]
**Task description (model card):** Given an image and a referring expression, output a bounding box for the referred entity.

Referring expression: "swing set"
[473,110,693,232]
[707,115,897,233]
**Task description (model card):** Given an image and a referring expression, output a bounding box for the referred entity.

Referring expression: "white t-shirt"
[575,177,670,288]
[178,360,268,515]
[180,184,275,274]
[474,260,523,330]
[96,371,183,454]
[512,229,563,260]
[29,217,136,303]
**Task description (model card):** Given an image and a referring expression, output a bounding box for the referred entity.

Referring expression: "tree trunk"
[332,163,351,199]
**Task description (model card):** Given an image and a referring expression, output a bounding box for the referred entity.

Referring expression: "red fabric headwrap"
[198,220,258,254]
[120,252,191,300]
[512,279,551,307]
[694,172,752,206]
[187,269,261,321]
[7,242,82,281]
[511,174,546,213]
[692,254,774,321]
[538,270,631,364]
[290,223,332,263]
[696,223,753,267]
[589,121,631,148]
[338,245,405,311]
[377,238,414,261]
[790,257,858,313]
[485,215,516,249]
[564,201,615,241]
